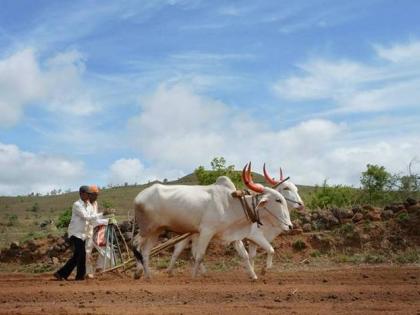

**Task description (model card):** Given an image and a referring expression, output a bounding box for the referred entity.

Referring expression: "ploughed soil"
[0,265,419,315]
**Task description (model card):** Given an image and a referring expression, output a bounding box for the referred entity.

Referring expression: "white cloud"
[0,142,84,195]
[273,40,420,113]
[0,48,99,127]
[128,84,229,168]
[43,50,99,116]
[375,40,420,63]
[108,158,146,186]
[273,59,374,101]
[0,49,44,126]
[126,82,419,188]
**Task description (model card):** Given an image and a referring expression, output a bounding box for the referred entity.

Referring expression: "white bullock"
[246,163,305,267]
[167,163,304,275]
[132,164,292,280]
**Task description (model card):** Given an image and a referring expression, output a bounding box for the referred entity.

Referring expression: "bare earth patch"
[0,265,419,315]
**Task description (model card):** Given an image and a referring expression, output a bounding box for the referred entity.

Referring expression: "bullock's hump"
[214,176,236,190]
[133,183,161,204]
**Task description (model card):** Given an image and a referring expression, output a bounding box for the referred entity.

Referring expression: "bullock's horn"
[241,163,249,185]
[242,162,264,193]
[280,168,284,181]
[263,163,278,186]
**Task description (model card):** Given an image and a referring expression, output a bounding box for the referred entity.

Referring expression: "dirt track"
[0,265,419,315]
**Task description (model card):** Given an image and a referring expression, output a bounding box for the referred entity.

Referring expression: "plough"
[97,223,191,274]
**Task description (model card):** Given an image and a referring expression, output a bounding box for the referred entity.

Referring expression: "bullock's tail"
[132,245,144,265]
[131,233,144,265]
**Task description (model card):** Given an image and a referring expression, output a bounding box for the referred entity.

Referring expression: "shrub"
[30,203,39,212]
[56,208,72,228]
[338,223,355,235]
[292,239,307,251]
[363,253,387,264]
[395,250,420,264]
[6,214,18,226]
[290,209,300,221]
[397,212,410,224]
[310,250,321,257]
[306,181,361,209]
[101,200,113,209]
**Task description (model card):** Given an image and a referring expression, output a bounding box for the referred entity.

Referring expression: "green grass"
[394,249,420,264]
[152,256,172,270]
[331,252,392,264]
[292,239,307,251]
[209,257,241,272]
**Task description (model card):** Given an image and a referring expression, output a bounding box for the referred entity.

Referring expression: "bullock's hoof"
[166,269,174,277]
[133,269,143,279]
[261,268,267,275]
[199,266,207,275]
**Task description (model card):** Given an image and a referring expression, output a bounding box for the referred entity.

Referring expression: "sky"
[0,0,420,196]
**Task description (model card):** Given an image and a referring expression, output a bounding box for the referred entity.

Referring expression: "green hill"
[0,172,314,248]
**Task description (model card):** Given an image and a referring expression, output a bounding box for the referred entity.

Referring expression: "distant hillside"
[0,171,313,217]
[0,171,314,247]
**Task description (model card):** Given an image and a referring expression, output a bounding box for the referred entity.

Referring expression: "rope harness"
[262,206,291,228]
[232,189,296,229]
[283,196,303,207]
[233,189,263,227]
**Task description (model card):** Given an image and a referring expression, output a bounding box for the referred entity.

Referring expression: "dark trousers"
[56,236,86,280]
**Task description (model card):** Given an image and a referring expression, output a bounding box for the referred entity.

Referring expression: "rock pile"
[0,234,71,264]
[291,198,420,234]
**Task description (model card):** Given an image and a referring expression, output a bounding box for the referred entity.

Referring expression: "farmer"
[85,184,107,278]
[54,185,105,281]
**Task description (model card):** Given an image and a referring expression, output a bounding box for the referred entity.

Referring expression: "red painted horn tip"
[263,163,278,185]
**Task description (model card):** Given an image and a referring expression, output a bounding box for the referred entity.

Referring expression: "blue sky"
[0,0,420,195]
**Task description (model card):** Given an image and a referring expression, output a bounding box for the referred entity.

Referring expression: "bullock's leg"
[190,234,207,275]
[191,230,213,278]
[141,232,160,279]
[248,243,257,269]
[247,234,274,275]
[132,236,145,280]
[167,236,191,276]
[233,240,257,280]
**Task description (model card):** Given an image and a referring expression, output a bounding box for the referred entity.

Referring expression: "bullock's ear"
[256,197,268,209]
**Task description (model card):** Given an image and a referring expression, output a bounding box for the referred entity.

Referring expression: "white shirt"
[86,201,108,238]
[86,201,98,238]
[68,199,100,240]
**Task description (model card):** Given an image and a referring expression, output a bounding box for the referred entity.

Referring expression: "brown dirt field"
[0,265,419,315]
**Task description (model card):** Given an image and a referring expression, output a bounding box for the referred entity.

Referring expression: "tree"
[56,208,72,228]
[210,157,227,171]
[195,157,242,187]
[360,164,391,204]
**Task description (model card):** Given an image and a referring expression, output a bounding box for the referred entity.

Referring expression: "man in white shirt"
[54,186,104,281]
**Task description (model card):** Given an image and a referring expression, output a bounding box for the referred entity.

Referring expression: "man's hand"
[108,215,118,225]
